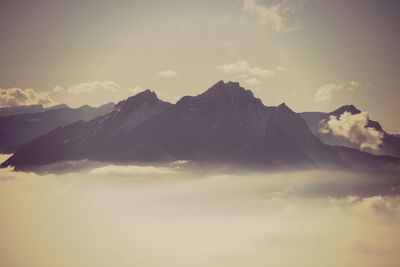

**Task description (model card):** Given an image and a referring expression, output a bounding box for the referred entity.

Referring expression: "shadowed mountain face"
[0,103,115,153]
[300,105,400,158]
[105,81,325,165]
[1,81,399,172]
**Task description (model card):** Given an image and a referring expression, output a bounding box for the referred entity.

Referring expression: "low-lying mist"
[0,154,399,267]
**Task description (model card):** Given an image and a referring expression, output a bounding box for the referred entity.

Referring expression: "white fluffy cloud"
[0,87,55,107]
[319,112,384,151]
[242,0,301,32]
[156,70,178,78]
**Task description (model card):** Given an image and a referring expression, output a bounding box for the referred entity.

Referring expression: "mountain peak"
[116,89,158,109]
[201,80,258,100]
[330,104,361,117]
[204,80,244,93]
[133,88,157,99]
[277,102,291,111]
[276,102,297,117]
[278,102,288,108]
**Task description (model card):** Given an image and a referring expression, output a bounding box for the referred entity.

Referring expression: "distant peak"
[215,80,225,86]
[139,88,156,96]
[78,104,91,109]
[113,88,170,114]
[44,104,68,111]
[330,104,361,116]
[181,80,264,108]
[277,102,295,114]
[127,89,158,102]
[99,102,115,108]
[278,102,287,108]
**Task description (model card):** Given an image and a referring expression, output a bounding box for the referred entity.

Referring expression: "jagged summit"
[330,104,361,117]
[277,102,290,109]
[195,80,262,107]
[203,80,252,96]
[110,89,168,119]
[275,102,297,116]
[116,89,158,108]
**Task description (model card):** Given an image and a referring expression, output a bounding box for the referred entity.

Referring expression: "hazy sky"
[1,0,399,131]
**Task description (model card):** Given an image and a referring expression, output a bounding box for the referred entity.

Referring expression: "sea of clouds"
[0,154,399,267]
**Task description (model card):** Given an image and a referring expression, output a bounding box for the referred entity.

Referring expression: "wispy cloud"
[128,85,145,94]
[0,87,55,107]
[218,60,251,74]
[348,81,361,91]
[244,77,261,87]
[315,83,344,102]
[315,81,362,102]
[47,81,141,107]
[276,66,288,72]
[223,41,236,53]
[156,70,178,78]
[64,81,121,94]
[248,67,275,77]
[242,0,302,32]
[217,60,285,77]
[51,81,121,96]
[218,60,287,88]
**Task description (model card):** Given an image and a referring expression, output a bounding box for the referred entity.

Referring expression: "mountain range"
[1,81,399,172]
[0,103,69,117]
[0,103,115,153]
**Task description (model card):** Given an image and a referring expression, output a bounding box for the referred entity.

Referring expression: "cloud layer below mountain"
[0,154,399,267]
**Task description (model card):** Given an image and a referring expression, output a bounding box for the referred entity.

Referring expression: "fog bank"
[0,158,399,267]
